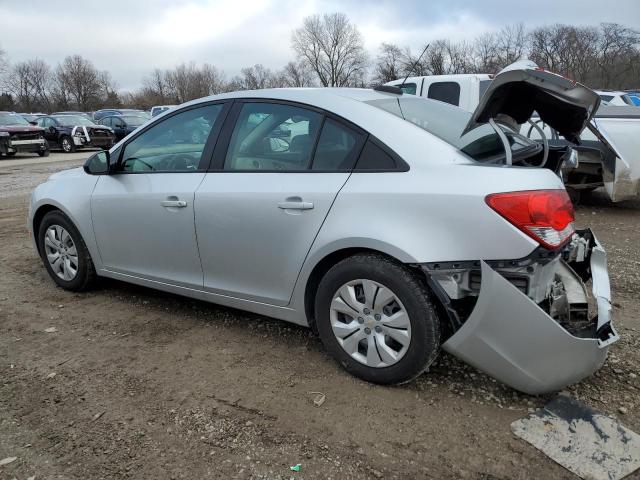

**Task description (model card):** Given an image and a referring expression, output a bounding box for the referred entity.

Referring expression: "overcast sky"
[1,0,639,91]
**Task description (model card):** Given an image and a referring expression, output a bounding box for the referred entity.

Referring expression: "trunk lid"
[463,60,600,143]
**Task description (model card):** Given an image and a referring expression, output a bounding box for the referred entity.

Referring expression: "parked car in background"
[94,109,150,121]
[97,115,147,141]
[151,105,176,117]
[387,65,640,203]
[52,111,94,122]
[20,113,46,124]
[36,114,115,153]
[594,90,636,106]
[385,73,493,110]
[0,111,49,157]
[625,91,640,106]
[29,65,617,394]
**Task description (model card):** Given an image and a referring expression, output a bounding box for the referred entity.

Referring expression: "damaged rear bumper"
[437,230,618,395]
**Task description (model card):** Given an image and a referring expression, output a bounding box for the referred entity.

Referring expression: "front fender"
[29,173,102,269]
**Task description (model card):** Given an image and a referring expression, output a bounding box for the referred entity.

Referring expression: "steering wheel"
[158,154,197,171]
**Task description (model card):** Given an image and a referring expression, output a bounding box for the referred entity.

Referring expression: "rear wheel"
[37,210,96,291]
[6,151,16,157]
[60,136,76,153]
[315,253,440,385]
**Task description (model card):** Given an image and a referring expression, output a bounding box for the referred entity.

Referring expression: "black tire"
[60,136,76,153]
[315,253,441,385]
[6,151,16,157]
[38,148,50,157]
[37,210,96,291]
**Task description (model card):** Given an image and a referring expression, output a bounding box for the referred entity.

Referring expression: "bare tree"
[372,43,406,84]
[292,12,368,87]
[54,55,102,110]
[594,23,640,89]
[238,64,275,89]
[277,61,315,87]
[5,59,52,112]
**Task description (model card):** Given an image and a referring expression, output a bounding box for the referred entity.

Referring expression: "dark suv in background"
[0,112,49,157]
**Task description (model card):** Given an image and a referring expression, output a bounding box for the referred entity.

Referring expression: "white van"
[385,74,493,112]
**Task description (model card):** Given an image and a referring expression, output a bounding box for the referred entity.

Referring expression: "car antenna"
[400,43,430,89]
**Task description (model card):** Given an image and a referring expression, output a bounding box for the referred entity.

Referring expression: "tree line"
[1,13,638,113]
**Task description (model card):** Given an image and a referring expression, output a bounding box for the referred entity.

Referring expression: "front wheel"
[315,253,441,385]
[38,210,96,291]
[38,148,50,157]
[60,136,76,153]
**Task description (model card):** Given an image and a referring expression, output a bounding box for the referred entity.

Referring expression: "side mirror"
[49,126,56,133]
[83,150,111,175]
[29,121,37,126]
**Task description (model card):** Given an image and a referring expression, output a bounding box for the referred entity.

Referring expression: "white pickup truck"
[386,66,640,203]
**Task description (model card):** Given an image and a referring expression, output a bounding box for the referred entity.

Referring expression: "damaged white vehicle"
[29,63,617,394]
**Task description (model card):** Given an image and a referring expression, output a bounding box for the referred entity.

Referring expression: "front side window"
[225,103,322,171]
[119,104,223,173]
[428,82,461,106]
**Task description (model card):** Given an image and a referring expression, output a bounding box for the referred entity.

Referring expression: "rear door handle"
[278,201,314,210]
[161,200,187,208]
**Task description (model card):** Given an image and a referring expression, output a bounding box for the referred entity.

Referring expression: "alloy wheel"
[330,279,411,368]
[62,138,72,152]
[44,225,78,281]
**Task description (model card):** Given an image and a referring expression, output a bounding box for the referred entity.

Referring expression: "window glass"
[479,80,492,99]
[398,82,417,95]
[225,103,321,171]
[599,95,613,103]
[312,119,363,171]
[355,140,396,170]
[428,82,461,106]
[120,104,223,173]
[366,96,537,163]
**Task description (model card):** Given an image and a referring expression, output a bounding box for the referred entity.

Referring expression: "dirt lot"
[1,152,639,479]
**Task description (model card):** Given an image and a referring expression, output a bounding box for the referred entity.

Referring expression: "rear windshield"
[53,115,95,127]
[366,96,536,162]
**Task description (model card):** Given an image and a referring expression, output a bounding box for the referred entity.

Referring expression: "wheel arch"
[31,203,81,257]
[302,245,418,331]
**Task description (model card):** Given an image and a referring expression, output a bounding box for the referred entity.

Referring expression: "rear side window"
[225,102,322,171]
[428,82,461,106]
[312,119,364,171]
[355,139,399,171]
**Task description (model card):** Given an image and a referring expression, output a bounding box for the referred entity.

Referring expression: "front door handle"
[161,199,187,208]
[278,200,314,210]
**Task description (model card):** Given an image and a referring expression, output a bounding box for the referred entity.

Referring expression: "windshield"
[366,96,536,162]
[0,113,31,126]
[53,115,95,127]
[121,116,146,126]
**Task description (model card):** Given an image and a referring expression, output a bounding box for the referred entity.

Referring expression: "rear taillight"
[485,190,575,250]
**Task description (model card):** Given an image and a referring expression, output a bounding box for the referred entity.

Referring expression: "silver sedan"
[29,63,618,393]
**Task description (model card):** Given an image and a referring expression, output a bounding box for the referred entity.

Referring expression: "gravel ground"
[1,152,639,479]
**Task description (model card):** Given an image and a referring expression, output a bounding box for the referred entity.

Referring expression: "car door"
[111,117,127,140]
[195,100,366,306]
[90,102,229,287]
[39,118,56,143]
